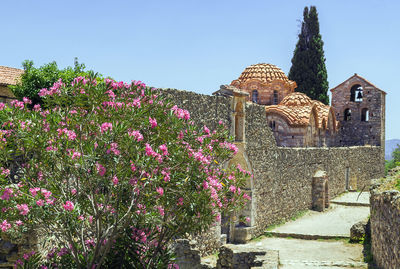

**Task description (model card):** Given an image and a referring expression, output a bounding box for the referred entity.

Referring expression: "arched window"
[269,121,276,131]
[361,108,369,122]
[252,90,258,103]
[350,85,363,102]
[344,108,351,121]
[273,90,279,105]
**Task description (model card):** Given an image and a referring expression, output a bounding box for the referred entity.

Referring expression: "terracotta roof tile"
[280,92,313,106]
[235,63,290,84]
[265,92,337,130]
[266,104,315,126]
[0,66,23,86]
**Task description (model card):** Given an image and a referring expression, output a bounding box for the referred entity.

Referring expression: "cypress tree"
[288,6,329,105]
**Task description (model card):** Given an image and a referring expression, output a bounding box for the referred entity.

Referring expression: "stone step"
[330,201,369,207]
[280,260,367,268]
[268,231,349,240]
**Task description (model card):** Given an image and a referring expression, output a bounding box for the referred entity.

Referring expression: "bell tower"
[330,74,386,147]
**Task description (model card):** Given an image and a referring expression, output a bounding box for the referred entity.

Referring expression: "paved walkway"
[252,192,370,268]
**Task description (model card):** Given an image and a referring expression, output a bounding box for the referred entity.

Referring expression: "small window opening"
[273,90,279,105]
[350,85,363,102]
[252,90,258,103]
[344,108,351,121]
[269,121,276,131]
[361,108,369,122]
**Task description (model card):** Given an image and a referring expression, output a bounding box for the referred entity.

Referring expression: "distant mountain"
[386,139,400,160]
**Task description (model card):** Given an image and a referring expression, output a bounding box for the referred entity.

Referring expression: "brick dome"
[280,92,313,106]
[235,63,290,84]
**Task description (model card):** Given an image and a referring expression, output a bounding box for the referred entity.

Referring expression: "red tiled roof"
[312,100,336,130]
[265,92,336,129]
[266,104,316,126]
[236,63,289,83]
[0,66,24,86]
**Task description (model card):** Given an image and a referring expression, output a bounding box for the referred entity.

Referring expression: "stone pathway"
[249,191,370,268]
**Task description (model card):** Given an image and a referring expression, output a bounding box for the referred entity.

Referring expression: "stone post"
[312,170,328,212]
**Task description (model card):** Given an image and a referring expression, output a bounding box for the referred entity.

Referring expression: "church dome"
[280,92,313,106]
[235,63,290,84]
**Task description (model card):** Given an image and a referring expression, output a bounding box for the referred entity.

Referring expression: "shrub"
[0,74,250,268]
[9,59,100,106]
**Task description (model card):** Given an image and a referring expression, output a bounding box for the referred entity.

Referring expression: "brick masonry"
[331,74,386,149]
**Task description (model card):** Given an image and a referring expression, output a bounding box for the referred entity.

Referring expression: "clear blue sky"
[1,0,399,139]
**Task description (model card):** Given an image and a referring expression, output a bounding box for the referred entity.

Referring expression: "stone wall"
[370,174,400,269]
[161,88,232,131]
[244,102,384,235]
[0,232,38,268]
[163,88,384,242]
[0,86,16,104]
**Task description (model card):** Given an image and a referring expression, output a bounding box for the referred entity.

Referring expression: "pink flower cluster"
[100,122,112,134]
[16,204,29,215]
[39,79,64,97]
[219,141,238,155]
[145,143,163,163]
[10,100,24,110]
[128,129,143,141]
[106,142,120,155]
[1,188,13,200]
[159,144,168,156]
[63,201,74,211]
[96,162,106,176]
[0,220,11,232]
[67,149,82,160]
[171,105,190,120]
[149,117,157,128]
[57,128,77,141]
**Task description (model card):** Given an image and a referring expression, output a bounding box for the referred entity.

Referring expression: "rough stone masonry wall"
[0,85,16,103]
[244,102,384,236]
[162,89,384,242]
[161,88,233,131]
[370,175,400,269]
[0,231,38,268]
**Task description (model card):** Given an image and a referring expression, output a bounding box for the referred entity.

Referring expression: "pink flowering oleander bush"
[0,74,251,268]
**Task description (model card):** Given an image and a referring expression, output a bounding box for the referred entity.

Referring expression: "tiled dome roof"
[265,105,315,126]
[280,92,313,106]
[236,63,290,83]
[313,100,336,130]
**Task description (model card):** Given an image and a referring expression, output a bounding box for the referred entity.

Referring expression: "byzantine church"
[228,63,385,148]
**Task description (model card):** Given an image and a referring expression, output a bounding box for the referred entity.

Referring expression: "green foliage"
[0,74,249,268]
[392,144,400,163]
[8,58,99,106]
[288,6,329,105]
[385,144,400,175]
